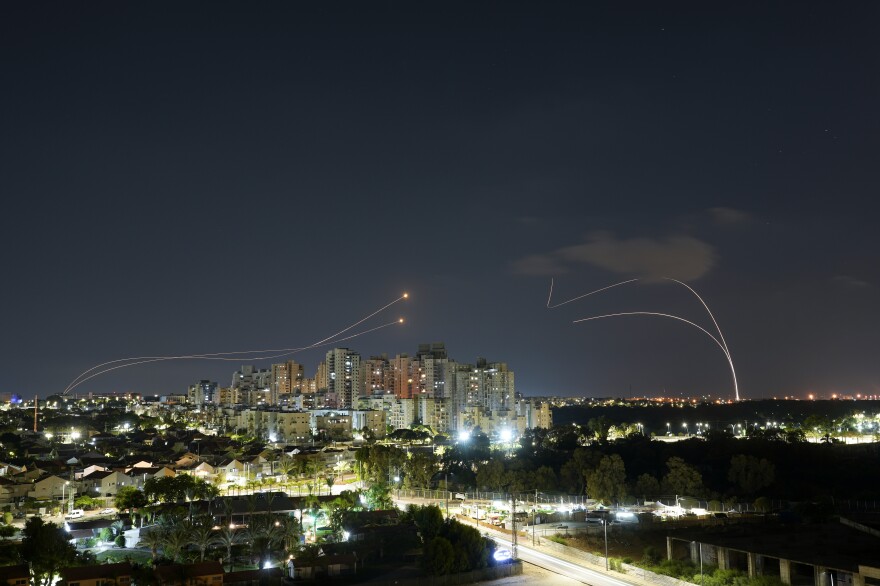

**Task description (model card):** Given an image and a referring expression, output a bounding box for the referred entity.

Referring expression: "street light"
[61,481,70,515]
[603,518,609,571]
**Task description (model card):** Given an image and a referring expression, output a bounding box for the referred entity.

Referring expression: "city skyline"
[2,3,879,399]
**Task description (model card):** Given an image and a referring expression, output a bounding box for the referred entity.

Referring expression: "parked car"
[64,509,85,520]
[100,508,115,515]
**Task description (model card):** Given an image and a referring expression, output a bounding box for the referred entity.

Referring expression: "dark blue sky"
[2,2,878,400]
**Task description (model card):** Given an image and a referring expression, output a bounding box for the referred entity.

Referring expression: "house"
[60,562,132,586]
[77,470,135,500]
[0,564,30,586]
[215,459,245,484]
[75,465,108,480]
[0,476,33,506]
[174,453,200,469]
[27,474,70,501]
[154,561,224,586]
[224,568,282,586]
[175,461,216,482]
[291,554,357,579]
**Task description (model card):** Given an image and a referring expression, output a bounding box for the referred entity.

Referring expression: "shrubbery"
[639,557,787,586]
[404,505,495,576]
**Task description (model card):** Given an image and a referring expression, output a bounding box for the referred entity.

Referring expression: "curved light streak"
[63,292,409,395]
[573,311,738,400]
[546,278,640,309]
[64,292,409,393]
[64,319,404,395]
[549,277,739,401]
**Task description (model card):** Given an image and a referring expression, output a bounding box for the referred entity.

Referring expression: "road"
[491,535,632,586]
[395,494,644,586]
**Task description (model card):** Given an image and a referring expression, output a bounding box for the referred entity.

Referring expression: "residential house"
[224,568,282,586]
[215,459,245,485]
[0,564,30,586]
[77,470,135,501]
[0,477,33,506]
[154,561,224,586]
[60,562,132,586]
[28,474,70,502]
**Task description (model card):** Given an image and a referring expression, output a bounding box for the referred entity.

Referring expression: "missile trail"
[64,319,403,395]
[546,278,640,309]
[551,278,739,401]
[63,292,409,395]
[573,311,739,400]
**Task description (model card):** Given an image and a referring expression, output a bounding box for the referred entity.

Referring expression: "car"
[100,508,116,515]
[64,509,85,520]
[454,493,466,501]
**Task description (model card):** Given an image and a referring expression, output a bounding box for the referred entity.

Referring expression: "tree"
[275,516,301,554]
[403,451,438,489]
[20,518,77,586]
[475,459,504,491]
[728,455,775,495]
[162,525,192,563]
[533,466,557,492]
[634,473,661,500]
[138,527,166,561]
[586,454,627,504]
[188,520,218,562]
[215,525,245,571]
[74,495,101,510]
[363,483,393,510]
[423,537,455,575]
[662,457,704,497]
[115,486,147,514]
[404,504,444,541]
[587,417,613,443]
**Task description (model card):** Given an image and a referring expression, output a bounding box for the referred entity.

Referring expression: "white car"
[100,508,115,515]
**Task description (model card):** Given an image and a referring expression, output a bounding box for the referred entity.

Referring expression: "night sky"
[2,2,879,400]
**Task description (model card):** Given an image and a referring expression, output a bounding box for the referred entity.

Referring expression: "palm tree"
[162,524,192,563]
[275,516,300,555]
[138,526,167,562]
[215,525,244,571]
[246,515,284,567]
[111,519,126,538]
[277,455,296,494]
[188,520,218,562]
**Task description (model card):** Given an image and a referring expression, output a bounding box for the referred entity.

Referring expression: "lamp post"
[603,518,609,571]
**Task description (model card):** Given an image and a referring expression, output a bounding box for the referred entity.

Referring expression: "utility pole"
[604,519,609,571]
[532,489,537,546]
[511,492,517,560]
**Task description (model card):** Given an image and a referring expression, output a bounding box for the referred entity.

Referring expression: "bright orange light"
[398,318,404,324]
[403,292,409,299]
